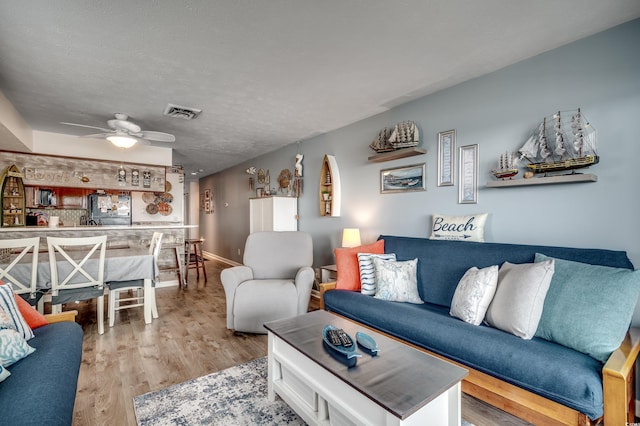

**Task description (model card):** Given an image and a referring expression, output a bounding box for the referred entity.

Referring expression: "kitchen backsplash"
[27,208,86,226]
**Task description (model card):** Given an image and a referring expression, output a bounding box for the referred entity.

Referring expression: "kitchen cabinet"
[249,197,298,233]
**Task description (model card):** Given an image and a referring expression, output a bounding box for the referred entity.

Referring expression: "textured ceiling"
[0,1,639,179]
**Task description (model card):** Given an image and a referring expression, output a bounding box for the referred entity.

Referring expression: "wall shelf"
[319,155,341,217]
[367,147,426,163]
[486,173,597,188]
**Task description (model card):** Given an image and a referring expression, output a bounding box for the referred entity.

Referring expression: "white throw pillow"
[357,253,396,296]
[450,265,499,325]
[429,213,488,242]
[373,257,423,304]
[485,260,555,339]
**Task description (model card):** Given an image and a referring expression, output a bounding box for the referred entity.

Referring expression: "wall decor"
[459,144,478,204]
[319,155,341,216]
[369,121,420,153]
[380,163,426,194]
[437,129,455,187]
[131,169,140,186]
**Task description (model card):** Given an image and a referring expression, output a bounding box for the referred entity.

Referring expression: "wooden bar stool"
[184,238,207,286]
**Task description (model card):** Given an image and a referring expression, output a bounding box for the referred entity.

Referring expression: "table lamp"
[342,228,361,248]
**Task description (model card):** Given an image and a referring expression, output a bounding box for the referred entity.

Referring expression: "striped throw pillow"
[358,253,396,296]
[0,284,34,340]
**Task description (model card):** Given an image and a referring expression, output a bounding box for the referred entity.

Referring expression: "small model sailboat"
[518,109,598,174]
[492,152,519,180]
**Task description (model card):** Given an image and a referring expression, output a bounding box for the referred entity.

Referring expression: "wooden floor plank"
[71,259,531,426]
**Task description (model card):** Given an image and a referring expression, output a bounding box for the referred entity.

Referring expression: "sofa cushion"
[485,260,554,339]
[0,321,83,426]
[358,253,396,296]
[373,257,422,304]
[334,240,384,291]
[535,253,640,362]
[450,265,498,325]
[379,235,634,308]
[324,289,605,420]
[430,213,488,242]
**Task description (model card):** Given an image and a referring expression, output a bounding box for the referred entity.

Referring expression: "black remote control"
[336,329,353,347]
[328,329,342,346]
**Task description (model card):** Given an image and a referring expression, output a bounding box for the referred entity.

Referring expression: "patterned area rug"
[134,357,473,425]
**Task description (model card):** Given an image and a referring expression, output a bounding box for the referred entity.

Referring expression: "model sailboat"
[518,109,598,174]
[492,152,519,180]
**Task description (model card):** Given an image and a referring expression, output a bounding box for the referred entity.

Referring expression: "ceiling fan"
[61,113,176,148]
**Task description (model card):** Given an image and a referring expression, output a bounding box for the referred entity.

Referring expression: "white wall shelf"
[367,146,426,163]
[486,173,597,188]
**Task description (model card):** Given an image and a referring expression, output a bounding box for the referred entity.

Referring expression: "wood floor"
[71,259,531,426]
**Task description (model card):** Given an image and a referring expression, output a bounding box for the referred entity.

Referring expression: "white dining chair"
[0,237,43,312]
[47,235,107,335]
[107,232,162,327]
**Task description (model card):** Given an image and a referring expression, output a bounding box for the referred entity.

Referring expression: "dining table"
[2,246,159,324]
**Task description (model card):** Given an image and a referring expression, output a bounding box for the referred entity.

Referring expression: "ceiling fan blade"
[138,131,176,142]
[60,122,111,132]
[108,119,142,133]
[79,132,114,139]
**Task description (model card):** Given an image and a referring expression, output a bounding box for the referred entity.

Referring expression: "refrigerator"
[87,193,132,226]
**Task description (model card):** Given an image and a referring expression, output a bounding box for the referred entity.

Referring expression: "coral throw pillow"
[334,239,384,291]
[14,294,48,330]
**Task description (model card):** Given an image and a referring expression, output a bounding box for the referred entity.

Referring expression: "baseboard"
[201,250,242,267]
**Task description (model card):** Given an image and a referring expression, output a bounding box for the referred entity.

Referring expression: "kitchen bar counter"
[0,224,198,286]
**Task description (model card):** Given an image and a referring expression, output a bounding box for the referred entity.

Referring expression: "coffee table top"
[264,310,468,420]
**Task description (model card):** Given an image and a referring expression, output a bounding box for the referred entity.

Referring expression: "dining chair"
[107,232,162,328]
[0,237,43,312]
[47,235,107,335]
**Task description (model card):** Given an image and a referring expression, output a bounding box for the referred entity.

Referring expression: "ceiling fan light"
[107,135,137,148]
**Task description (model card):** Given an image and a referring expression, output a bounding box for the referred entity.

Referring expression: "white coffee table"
[265,310,468,426]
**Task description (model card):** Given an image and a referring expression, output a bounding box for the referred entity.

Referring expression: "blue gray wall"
[201,18,640,285]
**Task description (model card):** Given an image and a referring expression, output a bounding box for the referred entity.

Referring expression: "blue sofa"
[0,313,83,426]
[321,235,640,425]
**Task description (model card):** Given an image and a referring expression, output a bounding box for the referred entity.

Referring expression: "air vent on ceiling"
[163,103,202,120]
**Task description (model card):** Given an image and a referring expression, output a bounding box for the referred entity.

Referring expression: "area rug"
[134,357,473,425]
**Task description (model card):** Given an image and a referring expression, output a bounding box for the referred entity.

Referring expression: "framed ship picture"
[380,163,426,194]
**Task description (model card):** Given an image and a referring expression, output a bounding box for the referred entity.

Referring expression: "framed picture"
[380,163,426,194]
[458,144,478,204]
[437,130,455,186]
[204,189,211,201]
[200,192,205,210]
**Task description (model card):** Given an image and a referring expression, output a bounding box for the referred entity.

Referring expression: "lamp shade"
[342,228,361,248]
[107,135,137,148]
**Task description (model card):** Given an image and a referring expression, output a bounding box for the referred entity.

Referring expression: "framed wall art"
[380,163,426,194]
[437,129,455,186]
[458,144,478,204]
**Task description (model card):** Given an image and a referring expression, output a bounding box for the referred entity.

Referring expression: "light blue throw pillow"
[0,310,36,367]
[0,284,34,340]
[534,253,640,363]
[372,257,423,304]
[357,253,396,296]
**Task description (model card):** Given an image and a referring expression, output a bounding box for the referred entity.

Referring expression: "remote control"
[327,329,342,346]
[336,329,353,347]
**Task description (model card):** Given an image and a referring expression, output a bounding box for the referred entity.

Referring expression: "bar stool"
[184,238,207,286]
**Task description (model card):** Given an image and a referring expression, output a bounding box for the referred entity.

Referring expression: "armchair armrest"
[603,326,640,425]
[44,310,78,324]
[220,265,254,330]
[318,281,337,310]
[294,266,315,314]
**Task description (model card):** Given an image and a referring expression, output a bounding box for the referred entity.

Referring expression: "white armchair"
[221,231,314,333]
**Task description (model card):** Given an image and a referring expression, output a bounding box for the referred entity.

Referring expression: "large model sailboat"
[518,109,598,174]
